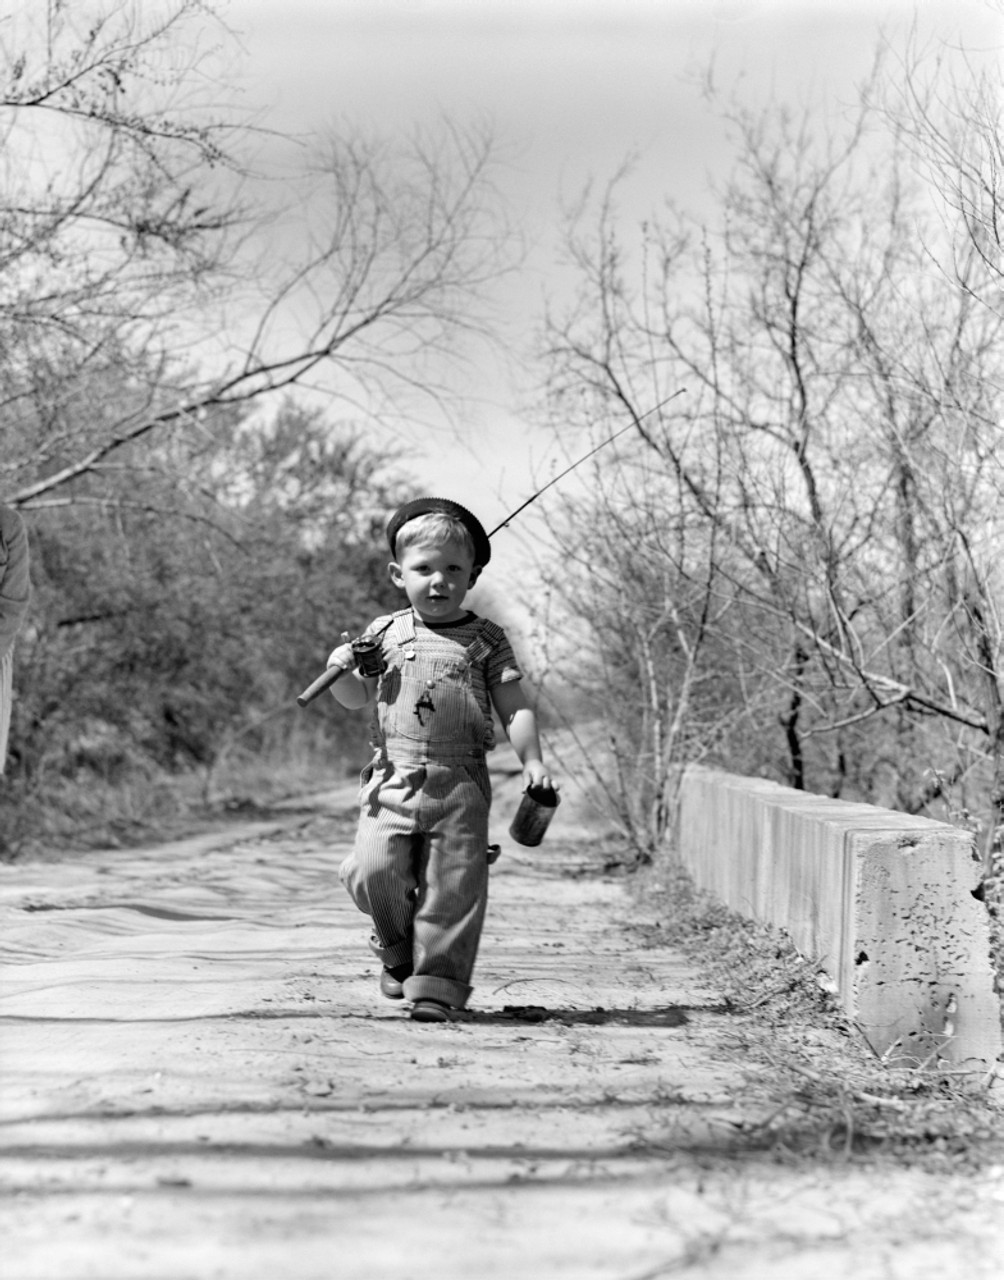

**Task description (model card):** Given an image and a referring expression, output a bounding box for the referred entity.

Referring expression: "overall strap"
[385,608,416,649]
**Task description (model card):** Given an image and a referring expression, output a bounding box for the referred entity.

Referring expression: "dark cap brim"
[386,497,492,566]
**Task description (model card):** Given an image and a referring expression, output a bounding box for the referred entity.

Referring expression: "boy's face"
[389,537,477,624]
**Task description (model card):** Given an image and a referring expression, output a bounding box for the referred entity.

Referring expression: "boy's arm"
[491,679,555,791]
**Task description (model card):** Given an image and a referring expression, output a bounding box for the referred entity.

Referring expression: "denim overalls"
[339,609,505,1010]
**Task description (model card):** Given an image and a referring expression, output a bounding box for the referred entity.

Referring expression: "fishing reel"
[296,628,388,707]
[347,633,387,679]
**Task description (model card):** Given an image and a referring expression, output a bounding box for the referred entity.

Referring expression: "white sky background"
[224,0,1001,607]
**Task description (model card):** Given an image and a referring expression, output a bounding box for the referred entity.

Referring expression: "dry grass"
[0,746,351,861]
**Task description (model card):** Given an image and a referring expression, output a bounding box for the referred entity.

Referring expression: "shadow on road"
[463,1004,690,1027]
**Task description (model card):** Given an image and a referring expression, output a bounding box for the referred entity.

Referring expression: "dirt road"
[2,780,1003,1279]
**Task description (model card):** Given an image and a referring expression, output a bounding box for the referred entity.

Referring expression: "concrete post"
[677,766,1001,1070]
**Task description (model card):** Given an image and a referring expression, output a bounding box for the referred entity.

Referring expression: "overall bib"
[340,610,503,1009]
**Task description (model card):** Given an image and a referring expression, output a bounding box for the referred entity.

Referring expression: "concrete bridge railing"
[675,766,1002,1071]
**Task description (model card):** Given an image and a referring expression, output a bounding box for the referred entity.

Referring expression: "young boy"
[328,497,554,1023]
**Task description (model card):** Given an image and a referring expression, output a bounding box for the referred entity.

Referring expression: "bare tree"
[538,71,1004,865]
[878,15,1004,311]
[0,2,513,509]
[0,2,516,849]
[531,407,739,858]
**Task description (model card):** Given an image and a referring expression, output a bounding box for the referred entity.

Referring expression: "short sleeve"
[485,627,523,689]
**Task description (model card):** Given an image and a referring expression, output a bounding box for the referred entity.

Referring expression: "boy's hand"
[327,642,355,672]
[523,761,556,793]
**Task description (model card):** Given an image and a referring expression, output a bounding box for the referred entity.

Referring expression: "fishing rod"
[296,387,686,707]
[487,388,686,537]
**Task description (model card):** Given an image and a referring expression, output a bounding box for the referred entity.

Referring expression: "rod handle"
[296,663,348,708]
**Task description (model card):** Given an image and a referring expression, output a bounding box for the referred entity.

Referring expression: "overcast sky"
[226,0,1001,567]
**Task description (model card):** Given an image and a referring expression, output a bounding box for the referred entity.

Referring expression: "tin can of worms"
[508,784,560,847]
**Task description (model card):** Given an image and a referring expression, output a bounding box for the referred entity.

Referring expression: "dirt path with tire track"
[2,779,1002,1279]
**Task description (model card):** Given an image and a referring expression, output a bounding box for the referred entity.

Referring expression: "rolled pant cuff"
[403,975,472,1010]
[368,936,413,969]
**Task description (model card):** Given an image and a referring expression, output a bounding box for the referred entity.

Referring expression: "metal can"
[508,784,560,847]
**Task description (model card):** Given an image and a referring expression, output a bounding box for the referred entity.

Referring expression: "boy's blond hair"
[393,512,476,561]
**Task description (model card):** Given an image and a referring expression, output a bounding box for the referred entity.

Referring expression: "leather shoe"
[410,998,452,1023]
[379,965,411,1000]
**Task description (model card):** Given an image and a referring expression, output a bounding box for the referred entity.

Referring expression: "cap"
[386,497,492,567]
